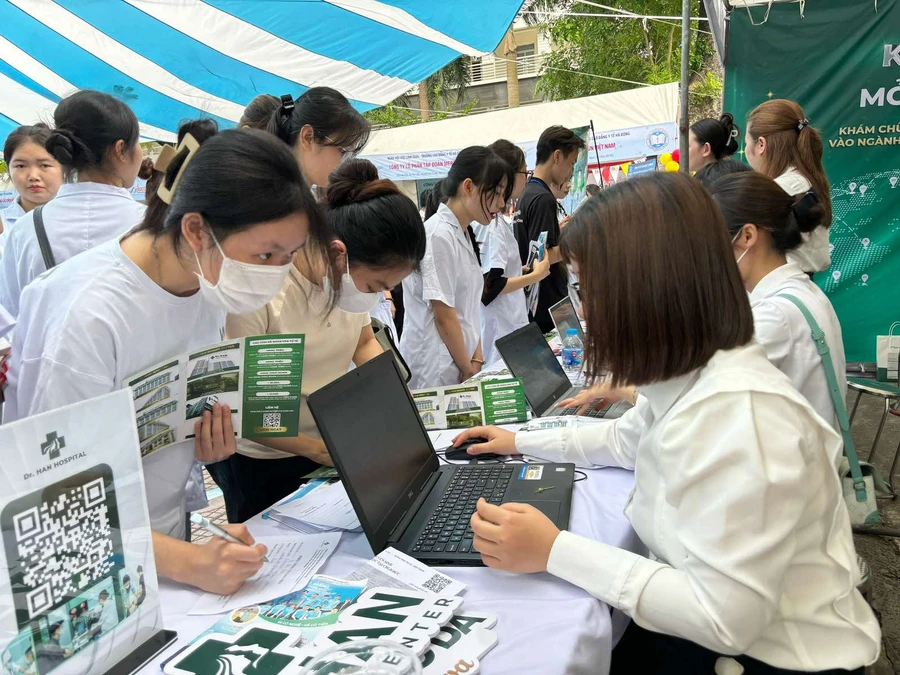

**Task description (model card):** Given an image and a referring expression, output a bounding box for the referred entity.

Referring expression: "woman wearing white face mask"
[213,159,426,523]
[400,147,513,388]
[3,129,327,596]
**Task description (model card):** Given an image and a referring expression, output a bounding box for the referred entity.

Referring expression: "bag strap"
[33,205,57,270]
[779,294,867,502]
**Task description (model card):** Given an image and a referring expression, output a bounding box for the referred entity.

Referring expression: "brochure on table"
[128,334,304,458]
[0,390,170,675]
[412,378,528,430]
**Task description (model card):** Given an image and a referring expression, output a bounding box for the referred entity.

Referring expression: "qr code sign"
[262,413,282,429]
[421,573,452,594]
[13,477,115,619]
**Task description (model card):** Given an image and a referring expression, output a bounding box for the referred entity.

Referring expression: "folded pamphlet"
[128,334,304,458]
[412,378,528,430]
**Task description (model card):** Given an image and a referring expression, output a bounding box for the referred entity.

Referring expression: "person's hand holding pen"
[189,514,269,595]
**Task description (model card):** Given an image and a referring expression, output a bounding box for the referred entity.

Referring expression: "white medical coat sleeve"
[751,301,794,372]
[547,390,812,656]
[421,230,461,308]
[513,398,649,470]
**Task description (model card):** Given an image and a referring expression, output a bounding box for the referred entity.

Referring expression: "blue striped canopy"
[0,0,523,144]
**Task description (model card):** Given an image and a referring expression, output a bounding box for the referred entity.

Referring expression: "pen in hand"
[189,513,270,563]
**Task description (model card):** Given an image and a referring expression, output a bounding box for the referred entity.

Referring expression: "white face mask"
[731,230,749,266]
[323,254,380,314]
[194,232,292,314]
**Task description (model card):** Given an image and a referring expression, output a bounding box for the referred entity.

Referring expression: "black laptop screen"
[496,323,573,415]
[307,353,438,553]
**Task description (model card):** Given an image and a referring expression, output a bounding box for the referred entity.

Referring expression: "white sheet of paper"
[275,481,360,530]
[349,547,466,596]
[188,533,341,615]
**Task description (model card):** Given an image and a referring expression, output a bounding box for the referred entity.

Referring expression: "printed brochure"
[412,378,528,430]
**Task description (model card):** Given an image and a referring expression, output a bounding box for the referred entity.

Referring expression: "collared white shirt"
[480,213,529,365]
[751,262,845,433]
[516,343,880,671]
[400,203,482,388]
[0,182,145,317]
[0,198,26,260]
[775,168,830,273]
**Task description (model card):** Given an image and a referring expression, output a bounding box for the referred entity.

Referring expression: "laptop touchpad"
[520,500,560,522]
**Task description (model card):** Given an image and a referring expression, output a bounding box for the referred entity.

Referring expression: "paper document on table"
[188,533,341,614]
[349,547,466,596]
[275,481,360,531]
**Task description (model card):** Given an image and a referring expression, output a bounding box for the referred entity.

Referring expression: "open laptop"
[495,322,631,419]
[549,296,584,346]
[308,352,574,566]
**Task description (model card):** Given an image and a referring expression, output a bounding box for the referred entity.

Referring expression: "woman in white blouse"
[0,90,145,317]
[0,125,62,259]
[710,171,845,432]
[744,99,832,274]
[453,173,880,674]
[400,147,512,388]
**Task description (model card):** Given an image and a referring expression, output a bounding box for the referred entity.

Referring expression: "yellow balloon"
[665,160,680,172]
[660,152,673,165]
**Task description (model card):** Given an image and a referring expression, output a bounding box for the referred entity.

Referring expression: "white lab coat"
[750,261,845,433]
[776,168,830,273]
[0,182,145,317]
[480,214,528,365]
[369,292,397,344]
[0,198,25,261]
[400,204,482,388]
[518,343,880,671]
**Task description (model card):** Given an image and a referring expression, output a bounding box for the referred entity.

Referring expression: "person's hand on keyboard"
[557,383,637,415]
[451,426,518,457]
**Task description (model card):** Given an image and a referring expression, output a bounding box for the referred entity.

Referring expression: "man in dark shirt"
[514,125,585,332]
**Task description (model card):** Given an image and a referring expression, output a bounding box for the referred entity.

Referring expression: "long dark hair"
[325,159,426,271]
[240,94,280,130]
[3,124,52,168]
[267,87,370,154]
[424,179,446,220]
[710,172,825,253]
[690,113,739,160]
[136,129,330,270]
[45,90,140,178]
[747,99,831,228]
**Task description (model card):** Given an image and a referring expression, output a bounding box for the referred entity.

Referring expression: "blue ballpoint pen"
[190,513,270,562]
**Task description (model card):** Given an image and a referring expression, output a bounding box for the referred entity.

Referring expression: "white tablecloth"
[146,432,642,675]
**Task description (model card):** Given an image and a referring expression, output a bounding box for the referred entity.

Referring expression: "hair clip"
[730,128,740,139]
[157,133,200,205]
[791,190,818,219]
[153,143,177,173]
[280,94,295,115]
[797,118,810,133]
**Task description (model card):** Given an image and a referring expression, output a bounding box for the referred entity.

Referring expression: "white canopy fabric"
[363,83,679,155]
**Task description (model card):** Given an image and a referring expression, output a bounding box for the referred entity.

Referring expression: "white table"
[148,434,642,675]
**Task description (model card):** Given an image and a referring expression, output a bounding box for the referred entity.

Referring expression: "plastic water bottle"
[561,328,584,372]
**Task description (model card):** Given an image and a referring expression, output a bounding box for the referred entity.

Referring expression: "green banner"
[724,1,900,362]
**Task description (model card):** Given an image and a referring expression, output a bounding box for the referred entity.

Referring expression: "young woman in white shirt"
[0,91,145,317]
[0,125,63,258]
[400,147,512,388]
[212,159,426,523]
[745,99,832,274]
[3,129,329,595]
[453,173,880,674]
[710,171,845,432]
[480,140,551,365]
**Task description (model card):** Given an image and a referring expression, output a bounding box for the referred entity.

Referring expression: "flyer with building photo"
[412,379,528,430]
[128,335,305,457]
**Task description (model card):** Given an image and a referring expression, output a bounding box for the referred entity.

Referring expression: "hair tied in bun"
[326,159,399,208]
[791,190,818,221]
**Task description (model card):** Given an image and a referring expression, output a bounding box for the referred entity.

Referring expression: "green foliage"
[528,1,716,101]
[364,98,480,129]
[0,159,7,174]
[423,56,472,110]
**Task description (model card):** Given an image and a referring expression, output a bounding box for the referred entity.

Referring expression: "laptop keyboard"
[412,466,514,555]
[560,399,611,417]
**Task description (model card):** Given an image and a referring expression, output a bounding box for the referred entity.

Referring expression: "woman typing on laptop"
[451,173,879,674]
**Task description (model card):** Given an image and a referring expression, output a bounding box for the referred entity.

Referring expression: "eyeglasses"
[322,134,357,164]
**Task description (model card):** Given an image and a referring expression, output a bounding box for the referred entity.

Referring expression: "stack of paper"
[266,480,361,535]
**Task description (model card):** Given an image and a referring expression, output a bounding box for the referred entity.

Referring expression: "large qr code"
[421,573,452,594]
[2,467,121,625]
[262,413,282,429]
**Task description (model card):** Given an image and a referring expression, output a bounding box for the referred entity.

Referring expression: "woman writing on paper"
[453,173,880,674]
[4,129,332,595]
[212,159,426,523]
[0,91,146,318]
[479,140,550,365]
[400,147,512,387]
[0,124,63,259]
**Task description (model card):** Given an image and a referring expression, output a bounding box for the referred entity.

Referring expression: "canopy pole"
[679,0,691,172]
[589,119,605,188]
